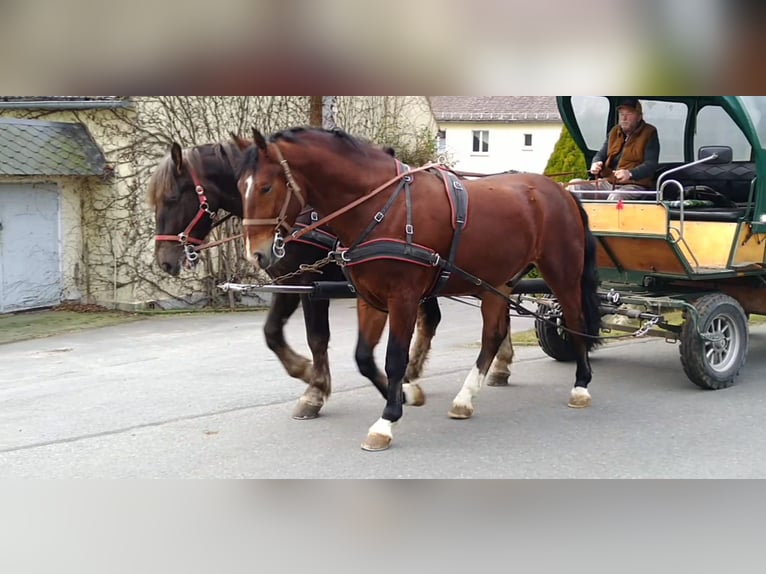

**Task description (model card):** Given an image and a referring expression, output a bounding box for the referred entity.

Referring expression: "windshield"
[739,96,766,150]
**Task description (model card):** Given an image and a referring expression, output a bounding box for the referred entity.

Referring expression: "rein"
[445,168,575,180]
[289,162,439,244]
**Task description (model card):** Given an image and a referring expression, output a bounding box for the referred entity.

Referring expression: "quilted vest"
[602,121,657,188]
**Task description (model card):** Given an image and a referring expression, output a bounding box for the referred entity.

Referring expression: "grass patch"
[0,307,144,345]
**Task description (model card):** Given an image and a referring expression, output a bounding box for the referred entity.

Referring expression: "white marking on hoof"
[362,418,396,452]
[368,418,394,440]
[450,367,483,417]
[568,387,592,409]
[403,383,426,407]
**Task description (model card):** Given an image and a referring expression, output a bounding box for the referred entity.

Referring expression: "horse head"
[149,141,242,276]
[234,126,399,272]
[234,128,311,271]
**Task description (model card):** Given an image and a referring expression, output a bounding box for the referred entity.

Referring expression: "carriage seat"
[654,160,756,222]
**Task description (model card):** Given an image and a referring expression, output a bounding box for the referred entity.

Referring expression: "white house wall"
[442,122,562,174]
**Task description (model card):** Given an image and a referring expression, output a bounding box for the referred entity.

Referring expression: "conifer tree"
[544,126,588,182]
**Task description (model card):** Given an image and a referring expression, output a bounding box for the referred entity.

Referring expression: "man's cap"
[617,98,642,114]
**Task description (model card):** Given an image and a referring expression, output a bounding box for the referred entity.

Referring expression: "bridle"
[155,166,230,265]
[241,144,306,259]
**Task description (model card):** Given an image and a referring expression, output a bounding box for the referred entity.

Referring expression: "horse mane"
[238,126,391,180]
[148,141,242,208]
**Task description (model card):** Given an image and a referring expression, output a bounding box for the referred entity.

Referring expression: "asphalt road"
[2,298,766,478]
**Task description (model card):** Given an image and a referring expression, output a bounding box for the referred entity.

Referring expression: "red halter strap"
[155,167,217,247]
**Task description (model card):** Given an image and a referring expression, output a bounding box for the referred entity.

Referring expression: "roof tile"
[430,96,561,123]
[0,118,107,176]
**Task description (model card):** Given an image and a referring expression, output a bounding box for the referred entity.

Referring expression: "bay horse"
[236,127,601,451]
[149,139,484,420]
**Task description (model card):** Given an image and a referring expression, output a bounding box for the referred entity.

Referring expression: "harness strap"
[333,239,511,305]
[430,171,469,297]
[291,223,338,252]
[404,165,415,244]
[347,161,412,252]
[289,162,437,244]
[334,239,441,269]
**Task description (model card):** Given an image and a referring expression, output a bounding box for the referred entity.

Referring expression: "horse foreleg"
[354,300,390,400]
[264,293,312,383]
[405,297,441,385]
[450,291,510,420]
[486,330,514,387]
[362,299,420,452]
[292,296,332,420]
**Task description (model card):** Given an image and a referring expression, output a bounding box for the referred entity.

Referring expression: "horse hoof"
[568,387,592,409]
[486,373,510,387]
[361,433,392,452]
[449,404,474,420]
[292,399,323,420]
[404,383,426,407]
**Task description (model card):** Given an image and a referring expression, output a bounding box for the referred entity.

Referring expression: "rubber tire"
[680,293,749,390]
[535,297,578,362]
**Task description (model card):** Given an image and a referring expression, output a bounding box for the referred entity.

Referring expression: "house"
[0,96,436,313]
[429,96,562,174]
[0,97,131,313]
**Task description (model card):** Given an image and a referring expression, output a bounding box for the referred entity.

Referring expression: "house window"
[472,130,489,153]
[524,133,533,147]
[437,130,446,153]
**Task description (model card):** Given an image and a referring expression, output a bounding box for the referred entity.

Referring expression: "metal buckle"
[184,244,199,263]
[374,212,385,223]
[273,233,286,259]
[405,224,414,236]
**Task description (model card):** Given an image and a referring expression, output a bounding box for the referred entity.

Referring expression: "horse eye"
[261,185,272,195]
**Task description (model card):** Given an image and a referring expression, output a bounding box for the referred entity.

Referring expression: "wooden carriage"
[542,96,766,390]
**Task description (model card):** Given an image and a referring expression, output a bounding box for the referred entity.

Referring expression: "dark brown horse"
[236,127,601,451]
[149,140,462,420]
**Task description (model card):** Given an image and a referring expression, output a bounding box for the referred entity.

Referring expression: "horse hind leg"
[293,296,332,420]
[536,260,595,409]
[449,289,511,419]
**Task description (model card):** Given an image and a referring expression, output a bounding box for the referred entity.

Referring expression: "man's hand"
[614,169,632,183]
[590,161,604,176]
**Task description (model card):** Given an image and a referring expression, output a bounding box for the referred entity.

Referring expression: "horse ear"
[171,142,184,174]
[252,129,269,154]
[230,132,251,151]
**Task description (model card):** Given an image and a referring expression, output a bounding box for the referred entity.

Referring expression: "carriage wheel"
[680,293,749,390]
[535,296,578,362]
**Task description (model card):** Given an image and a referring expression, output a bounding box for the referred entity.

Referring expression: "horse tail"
[573,196,603,351]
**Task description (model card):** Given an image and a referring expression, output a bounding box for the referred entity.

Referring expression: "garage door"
[0,184,62,313]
